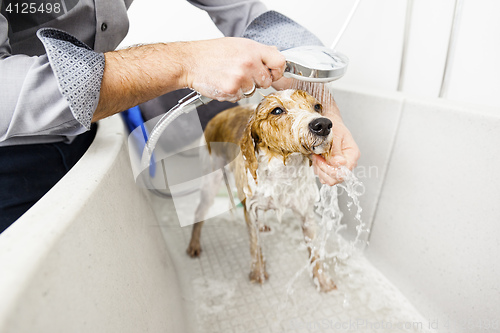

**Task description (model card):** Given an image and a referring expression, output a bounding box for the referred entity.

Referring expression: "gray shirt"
[0,0,321,146]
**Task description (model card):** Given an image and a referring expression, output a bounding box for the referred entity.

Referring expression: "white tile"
[333,0,407,91]
[401,0,456,97]
[367,96,500,328]
[445,0,500,108]
[262,0,355,46]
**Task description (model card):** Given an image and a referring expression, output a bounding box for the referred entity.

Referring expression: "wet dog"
[187,89,336,292]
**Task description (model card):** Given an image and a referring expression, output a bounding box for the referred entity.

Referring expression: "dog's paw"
[249,269,269,284]
[186,240,202,257]
[313,270,336,292]
[311,260,337,292]
[317,275,336,293]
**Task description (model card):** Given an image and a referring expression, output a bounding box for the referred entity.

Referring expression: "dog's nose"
[309,118,332,137]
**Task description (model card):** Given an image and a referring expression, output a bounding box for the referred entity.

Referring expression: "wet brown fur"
[204,90,328,187]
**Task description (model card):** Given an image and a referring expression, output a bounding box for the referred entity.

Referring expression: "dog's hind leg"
[187,221,205,257]
[186,167,224,257]
[244,205,268,283]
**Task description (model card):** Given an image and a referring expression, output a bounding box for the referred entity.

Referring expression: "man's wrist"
[162,41,191,91]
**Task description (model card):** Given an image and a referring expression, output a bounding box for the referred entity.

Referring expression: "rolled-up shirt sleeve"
[242,10,324,50]
[0,15,104,144]
[186,1,323,49]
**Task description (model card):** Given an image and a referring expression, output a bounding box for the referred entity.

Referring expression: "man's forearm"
[92,37,285,122]
[92,42,187,122]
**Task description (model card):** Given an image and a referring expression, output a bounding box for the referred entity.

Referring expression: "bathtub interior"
[138,86,417,332]
[147,82,500,332]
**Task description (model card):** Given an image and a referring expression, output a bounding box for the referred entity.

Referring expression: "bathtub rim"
[0,116,127,323]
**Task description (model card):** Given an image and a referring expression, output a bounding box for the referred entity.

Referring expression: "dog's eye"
[314,104,323,113]
[271,107,284,115]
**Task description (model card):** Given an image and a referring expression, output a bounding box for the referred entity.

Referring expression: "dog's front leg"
[302,212,336,292]
[243,206,268,283]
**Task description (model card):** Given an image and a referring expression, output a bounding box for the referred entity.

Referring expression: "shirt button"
[101,23,108,31]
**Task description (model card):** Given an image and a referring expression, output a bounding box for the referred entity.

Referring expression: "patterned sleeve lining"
[242,10,324,50]
[37,28,105,130]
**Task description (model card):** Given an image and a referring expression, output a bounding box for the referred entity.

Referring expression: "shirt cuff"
[37,28,104,130]
[243,10,324,50]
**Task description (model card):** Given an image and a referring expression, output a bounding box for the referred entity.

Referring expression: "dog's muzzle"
[308,118,332,137]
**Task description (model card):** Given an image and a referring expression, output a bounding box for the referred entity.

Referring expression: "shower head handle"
[282,46,349,83]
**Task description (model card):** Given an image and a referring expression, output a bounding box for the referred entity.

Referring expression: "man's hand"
[182,38,286,102]
[312,113,360,185]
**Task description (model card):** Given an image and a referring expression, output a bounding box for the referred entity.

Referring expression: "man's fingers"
[252,67,273,90]
[261,46,286,81]
[316,164,342,186]
[269,66,285,82]
[312,154,344,186]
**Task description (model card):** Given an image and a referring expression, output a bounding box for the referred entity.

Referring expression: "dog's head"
[241,89,334,179]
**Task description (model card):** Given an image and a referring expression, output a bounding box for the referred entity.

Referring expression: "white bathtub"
[0,84,498,332]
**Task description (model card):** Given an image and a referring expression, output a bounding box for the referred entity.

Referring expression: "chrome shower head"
[282,45,349,83]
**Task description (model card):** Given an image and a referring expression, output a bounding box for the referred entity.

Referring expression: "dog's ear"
[240,120,259,182]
